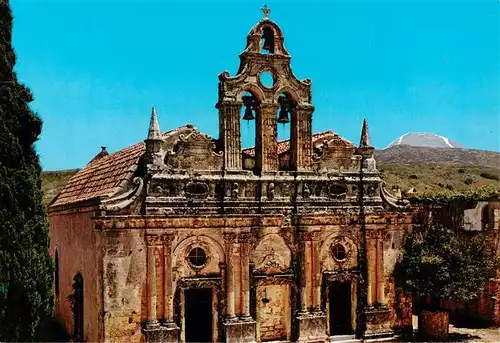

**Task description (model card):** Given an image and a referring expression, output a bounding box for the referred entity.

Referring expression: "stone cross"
[261,4,271,18]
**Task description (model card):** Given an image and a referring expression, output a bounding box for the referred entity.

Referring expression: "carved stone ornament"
[267,183,275,200]
[231,182,239,199]
[223,233,237,244]
[99,177,144,212]
[185,182,209,198]
[146,234,163,246]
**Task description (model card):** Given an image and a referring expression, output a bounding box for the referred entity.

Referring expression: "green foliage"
[397,224,499,309]
[480,172,499,181]
[408,185,500,204]
[0,0,54,340]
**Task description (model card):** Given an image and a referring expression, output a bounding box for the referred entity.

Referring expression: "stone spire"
[145,106,164,168]
[147,106,162,140]
[359,118,372,148]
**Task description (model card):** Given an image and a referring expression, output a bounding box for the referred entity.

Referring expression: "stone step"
[330,334,360,342]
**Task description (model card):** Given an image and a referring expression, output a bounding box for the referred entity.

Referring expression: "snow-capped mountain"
[386,133,465,149]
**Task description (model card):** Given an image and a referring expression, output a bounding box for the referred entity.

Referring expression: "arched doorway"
[72,273,84,342]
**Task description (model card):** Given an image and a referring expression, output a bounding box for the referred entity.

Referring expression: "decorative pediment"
[312,135,357,172]
[165,131,223,171]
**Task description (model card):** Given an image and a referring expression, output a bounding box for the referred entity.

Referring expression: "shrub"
[480,172,499,181]
[464,178,474,185]
[397,224,499,310]
[458,169,465,174]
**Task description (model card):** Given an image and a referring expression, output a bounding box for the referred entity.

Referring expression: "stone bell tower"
[216,5,314,174]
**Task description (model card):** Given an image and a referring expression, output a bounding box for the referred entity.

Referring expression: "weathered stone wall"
[101,229,147,343]
[49,205,101,342]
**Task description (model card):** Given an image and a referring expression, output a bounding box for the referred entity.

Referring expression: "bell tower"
[216,6,314,174]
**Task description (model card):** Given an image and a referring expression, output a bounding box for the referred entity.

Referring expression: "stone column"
[366,235,376,307]
[376,236,386,305]
[240,233,251,319]
[163,234,175,323]
[224,233,237,320]
[290,104,314,171]
[312,232,322,313]
[146,234,160,325]
[217,101,243,170]
[298,232,309,313]
[255,103,279,173]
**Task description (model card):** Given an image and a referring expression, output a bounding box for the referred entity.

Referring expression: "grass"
[379,163,500,195]
[41,169,79,206]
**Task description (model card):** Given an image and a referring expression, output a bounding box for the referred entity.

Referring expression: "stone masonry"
[48,9,417,343]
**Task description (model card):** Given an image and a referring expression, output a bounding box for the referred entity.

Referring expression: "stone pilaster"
[143,235,169,343]
[298,232,308,313]
[296,231,327,342]
[239,233,251,319]
[217,101,243,170]
[224,233,237,320]
[311,232,322,314]
[376,237,386,305]
[366,236,376,307]
[363,231,393,340]
[290,104,314,171]
[162,235,179,342]
[146,234,160,326]
[255,103,279,173]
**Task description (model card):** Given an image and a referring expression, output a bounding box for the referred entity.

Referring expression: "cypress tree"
[0,0,54,340]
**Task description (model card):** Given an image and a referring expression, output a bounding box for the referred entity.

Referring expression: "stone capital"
[223,232,237,244]
[145,234,162,246]
[161,234,175,246]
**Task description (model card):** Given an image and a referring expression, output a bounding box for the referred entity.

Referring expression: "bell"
[242,106,255,121]
[262,28,275,53]
[277,107,290,124]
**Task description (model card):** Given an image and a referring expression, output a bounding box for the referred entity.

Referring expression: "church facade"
[48,12,414,343]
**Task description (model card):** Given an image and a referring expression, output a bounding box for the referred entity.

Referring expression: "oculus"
[332,243,347,262]
[188,247,207,268]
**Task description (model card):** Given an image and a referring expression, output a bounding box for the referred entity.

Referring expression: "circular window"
[259,71,275,88]
[332,243,347,261]
[188,247,207,267]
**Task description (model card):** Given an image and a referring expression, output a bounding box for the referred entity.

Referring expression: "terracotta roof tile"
[50,126,188,208]
[242,130,354,157]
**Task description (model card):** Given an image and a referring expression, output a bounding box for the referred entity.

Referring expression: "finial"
[147,105,162,140]
[261,4,271,18]
[359,118,372,148]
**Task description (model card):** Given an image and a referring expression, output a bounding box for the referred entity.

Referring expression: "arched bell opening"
[240,91,261,173]
[261,27,275,54]
[277,93,295,171]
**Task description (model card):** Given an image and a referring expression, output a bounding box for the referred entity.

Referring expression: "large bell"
[277,107,290,124]
[242,106,255,121]
[262,28,275,53]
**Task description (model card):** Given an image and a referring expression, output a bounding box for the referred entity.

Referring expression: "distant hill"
[376,145,499,169]
[41,170,79,206]
[387,132,465,149]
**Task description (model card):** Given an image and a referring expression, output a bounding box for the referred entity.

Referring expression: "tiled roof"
[50,126,189,208]
[242,130,354,157]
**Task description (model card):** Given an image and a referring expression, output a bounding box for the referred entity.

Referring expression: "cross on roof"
[261,4,271,18]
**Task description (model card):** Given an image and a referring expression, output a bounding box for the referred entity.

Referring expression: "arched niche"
[172,235,225,278]
[250,234,292,275]
[320,233,358,272]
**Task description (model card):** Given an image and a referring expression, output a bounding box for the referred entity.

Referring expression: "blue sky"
[10,1,499,171]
